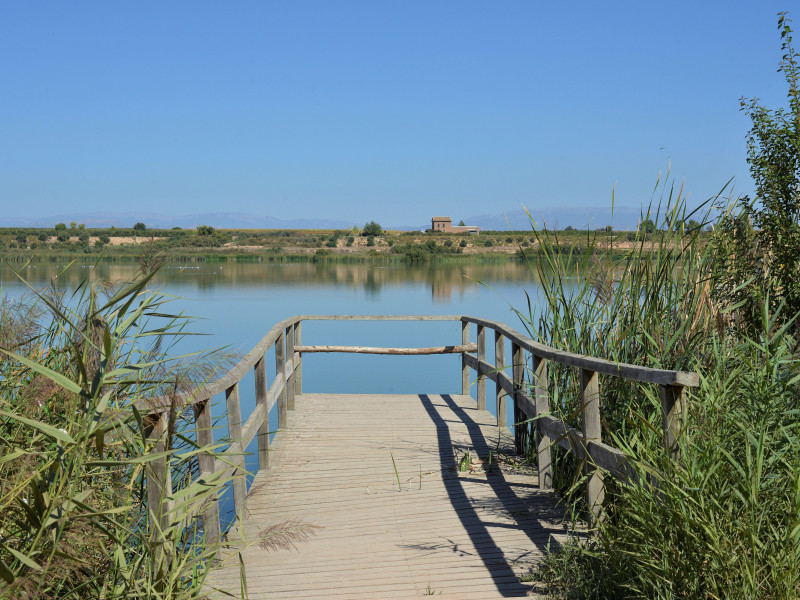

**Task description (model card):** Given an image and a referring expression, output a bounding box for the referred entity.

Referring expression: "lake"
[1,260,547,519]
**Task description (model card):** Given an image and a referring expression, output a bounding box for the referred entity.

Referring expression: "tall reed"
[517,184,800,599]
[0,264,237,599]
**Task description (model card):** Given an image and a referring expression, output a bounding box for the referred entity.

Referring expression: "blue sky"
[0,1,793,225]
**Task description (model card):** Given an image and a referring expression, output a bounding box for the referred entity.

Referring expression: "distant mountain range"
[1,206,649,231]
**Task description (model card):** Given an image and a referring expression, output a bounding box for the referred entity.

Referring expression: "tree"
[133,222,147,232]
[197,225,215,236]
[458,220,465,226]
[739,12,800,318]
[362,221,382,236]
[54,223,66,230]
[69,222,77,230]
[639,218,656,234]
[686,219,702,232]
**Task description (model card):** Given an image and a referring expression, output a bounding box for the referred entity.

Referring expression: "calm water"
[1,260,546,519]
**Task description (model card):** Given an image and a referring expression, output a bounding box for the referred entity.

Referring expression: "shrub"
[366,235,375,247]
[362,221,382,236]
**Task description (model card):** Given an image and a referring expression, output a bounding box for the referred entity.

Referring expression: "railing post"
[294,320,303,396]
[285,325,296,411]
[659,384,686,461]
[532,356,552,490]
[276,330,288,429]
[512,342,525,455]
[495,330,506,428]
[193,398,221,547]
[226,382,247,518]
[145,413,172,566]
[580,369,604,524]
[461,320,470,395]
[477,325,486,411]
[254,357,270,470]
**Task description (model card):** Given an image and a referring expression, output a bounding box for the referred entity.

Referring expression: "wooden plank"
[144,413,172,567]
[477,325,486,411]
[286,325,296,411]
[192,398,221,546]
[275,330,287,429]
[512,342,525,455]
[532,356,552,491]
[225,382,247,518]
[205,393,573,599]
[294,321,302,395]
[296,344,477,355]
[254,357,270,470]
[660,384,686,461]
[461,315,700,387]
[495,331,506,428]
[299,315,462,321]
[461,321,470,395]
[581,369,604,524]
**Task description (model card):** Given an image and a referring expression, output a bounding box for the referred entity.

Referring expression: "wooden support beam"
[495,331,506,428]
[477,325,486,411]
[512,342,525,455]
[533,356,552,491]
[145,413,172,567]
[462,321,470,396]
[660,384,686,461]
[254,356,270,470]
[226,382,248,519]
[581,369,604,524]
[285,326,296,411]
[275,330,287,429]
[294,321,302,395]
[193,398,220,549]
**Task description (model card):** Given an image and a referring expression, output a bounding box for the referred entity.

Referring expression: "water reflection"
[1,261,542,299]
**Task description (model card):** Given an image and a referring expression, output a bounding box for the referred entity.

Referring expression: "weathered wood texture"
[205,393,571,599]
[296,344,477,355]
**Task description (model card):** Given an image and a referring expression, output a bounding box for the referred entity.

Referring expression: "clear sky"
[0,1,794,224]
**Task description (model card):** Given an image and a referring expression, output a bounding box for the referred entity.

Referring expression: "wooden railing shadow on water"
[135,314,699,559]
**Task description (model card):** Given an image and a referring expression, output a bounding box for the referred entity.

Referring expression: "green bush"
[362,221,382,236]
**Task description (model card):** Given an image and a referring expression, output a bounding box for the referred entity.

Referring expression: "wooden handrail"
[141,314,699,545]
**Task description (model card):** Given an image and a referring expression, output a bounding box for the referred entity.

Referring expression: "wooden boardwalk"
[206,393,569,599]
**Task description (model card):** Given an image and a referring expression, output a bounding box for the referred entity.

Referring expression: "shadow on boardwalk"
[206,393,568,599]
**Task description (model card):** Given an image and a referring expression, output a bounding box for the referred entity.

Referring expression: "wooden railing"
[137,315,699,544]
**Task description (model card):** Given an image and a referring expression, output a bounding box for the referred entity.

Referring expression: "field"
[0,225,685,264]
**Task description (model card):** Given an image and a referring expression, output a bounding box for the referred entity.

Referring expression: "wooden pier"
[137,315,699,599]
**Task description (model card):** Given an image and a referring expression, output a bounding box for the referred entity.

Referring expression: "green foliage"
[730,12,800,327]
[196,225,215,236]
[516,171,800,598]
[459,239,467,248]
[54,223,66,231]
[99,234,110,244]
[638,218,656,233]
[366,235,375,247]
[362,221,382,236]
[0,268,237,599]
[133,222,147,232]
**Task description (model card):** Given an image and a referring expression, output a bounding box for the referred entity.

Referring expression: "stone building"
[431,217,479,234]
